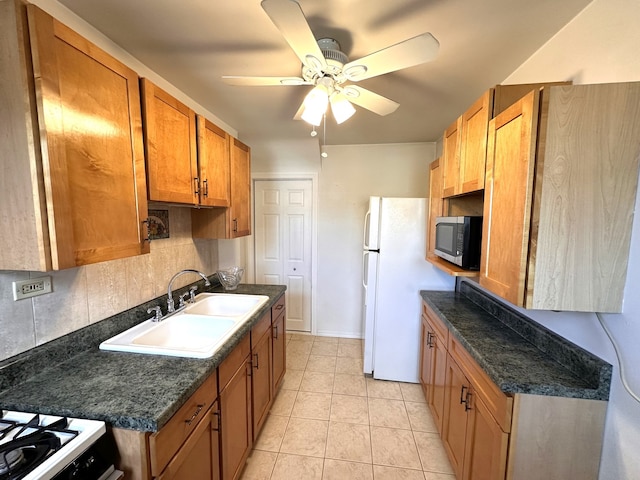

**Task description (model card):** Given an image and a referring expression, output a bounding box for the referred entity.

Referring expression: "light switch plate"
[12,276,52,300]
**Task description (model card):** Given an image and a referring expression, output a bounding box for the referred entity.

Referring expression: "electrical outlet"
[12,276,52,301]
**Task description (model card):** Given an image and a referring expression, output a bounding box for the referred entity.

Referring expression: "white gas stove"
[0,410,121,480]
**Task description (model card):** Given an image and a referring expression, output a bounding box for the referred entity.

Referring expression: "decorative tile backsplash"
[0,207,219,360]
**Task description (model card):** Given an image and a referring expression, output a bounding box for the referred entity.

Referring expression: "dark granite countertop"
[420,280,611,401]
[0,281,286,432]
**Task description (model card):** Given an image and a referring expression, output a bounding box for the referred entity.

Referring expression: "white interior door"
[254,179,313,332]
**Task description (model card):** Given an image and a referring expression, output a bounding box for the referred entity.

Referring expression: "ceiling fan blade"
[341,85,399,116]
[222,76,311,86]
[261,0,327,73]
[342,33,439,81]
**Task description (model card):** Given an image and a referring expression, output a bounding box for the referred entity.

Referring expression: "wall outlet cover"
[12,276,52,301]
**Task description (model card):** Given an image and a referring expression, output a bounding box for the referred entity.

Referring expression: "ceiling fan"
[222,0,439,126]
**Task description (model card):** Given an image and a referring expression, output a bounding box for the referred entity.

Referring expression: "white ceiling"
[57,0,592,145]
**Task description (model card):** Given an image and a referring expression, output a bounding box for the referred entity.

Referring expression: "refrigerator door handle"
[363,210,371,250]
[362,251,368,288]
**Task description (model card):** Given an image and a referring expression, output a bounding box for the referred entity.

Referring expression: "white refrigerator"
[362,196,454,383]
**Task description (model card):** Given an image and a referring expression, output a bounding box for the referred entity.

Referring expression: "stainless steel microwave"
[434,216,483,270]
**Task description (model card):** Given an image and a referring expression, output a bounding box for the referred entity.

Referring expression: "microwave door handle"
[363,210,371,250]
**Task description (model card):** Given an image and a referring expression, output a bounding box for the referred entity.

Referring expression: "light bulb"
[301,85,329,126]
[330,93,356,124]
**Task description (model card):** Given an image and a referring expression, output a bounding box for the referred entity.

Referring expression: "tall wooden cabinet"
[0,1,149,271]
[481,83,640,312]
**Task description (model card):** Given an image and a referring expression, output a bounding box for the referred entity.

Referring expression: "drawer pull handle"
[186,404,204,426]
[275,304,284,310]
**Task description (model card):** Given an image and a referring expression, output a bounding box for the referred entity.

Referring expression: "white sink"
[186,293,269,316]
[99,293,269,358]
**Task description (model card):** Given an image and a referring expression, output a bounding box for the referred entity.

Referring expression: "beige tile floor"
[241,333,455,480]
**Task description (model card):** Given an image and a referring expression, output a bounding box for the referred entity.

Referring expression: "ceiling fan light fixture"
[330,92,356,124]
[301,85,329,126]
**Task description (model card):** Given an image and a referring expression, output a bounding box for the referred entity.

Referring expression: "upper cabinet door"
[480,90,540,306]
[141,79,198,205]
[427,158,443,259]
[25,5,149,269]
[441,117,462,198]
[230,139,251,238]
[197,115,231,207]
[459,90,493,195]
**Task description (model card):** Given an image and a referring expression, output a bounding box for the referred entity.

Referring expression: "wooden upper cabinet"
[426,158,443,259]
[441,117,462,198]
[141,79,198,205]
[230,139,251,237]
[480,90,539,307]
[0,2,149,271]
[197,115,231,207]
[481,83,640,312]
[459,90,493,194]
[191,136,252,239]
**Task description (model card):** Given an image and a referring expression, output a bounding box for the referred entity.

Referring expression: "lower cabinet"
[250,311,273,440]
[419,300,608,480]
[157,402,220,480]
[219,335,252,480]
[419,309,448,434]
[271,295,286,392]
[110,293,290,480]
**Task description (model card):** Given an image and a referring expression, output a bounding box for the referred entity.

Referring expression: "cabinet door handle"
[194,177,200,196]
[465,392,473,412]
[211,410,220,432]
[426,332,434,348]
[185,404,204,426]
[233,218,238,232]
[247,358,253,376]
[273,325,278,339]
[253,352,259,370]
[460,385,468,405]
[203,179,209,197]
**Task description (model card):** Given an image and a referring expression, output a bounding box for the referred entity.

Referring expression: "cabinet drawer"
[423,302,449,345]
[272,294,285,321]
[447,335,513,433]
[219,334,250,390]
[251,310,271,345]
[150,371,218,476]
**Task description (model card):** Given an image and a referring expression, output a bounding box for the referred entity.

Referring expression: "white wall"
[251,140,436,337]
[501,0,640,477]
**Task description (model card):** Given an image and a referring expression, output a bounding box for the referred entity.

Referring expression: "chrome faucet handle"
[147,306,163,322]
[178,292,189,309]
[188,286,198,303]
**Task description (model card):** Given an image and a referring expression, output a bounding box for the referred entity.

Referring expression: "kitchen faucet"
[166,269,211,313]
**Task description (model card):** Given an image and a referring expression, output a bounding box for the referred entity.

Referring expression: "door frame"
[248,172,319,335]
